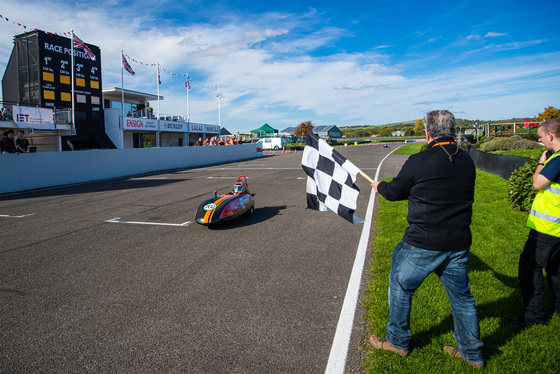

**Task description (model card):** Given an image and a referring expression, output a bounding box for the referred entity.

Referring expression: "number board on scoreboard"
[38,32,102,112]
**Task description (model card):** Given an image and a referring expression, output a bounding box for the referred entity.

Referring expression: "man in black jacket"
[368,110,484,368]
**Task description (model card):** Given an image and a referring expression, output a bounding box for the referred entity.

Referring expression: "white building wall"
[0,144,258,194]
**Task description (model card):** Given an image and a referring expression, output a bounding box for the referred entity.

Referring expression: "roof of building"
[102,87,162,103]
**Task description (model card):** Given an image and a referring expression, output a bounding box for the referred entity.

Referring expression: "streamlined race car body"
[195,175,255,225]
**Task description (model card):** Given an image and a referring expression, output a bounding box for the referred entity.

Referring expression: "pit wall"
[0,144,258,194]
[462,146,530,180]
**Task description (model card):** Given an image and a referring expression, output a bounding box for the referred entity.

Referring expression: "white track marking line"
[105,217,192,227]
[129,177,168,180]
[207,176,250,179]
[0,213,35,218]
[325,146,402,374]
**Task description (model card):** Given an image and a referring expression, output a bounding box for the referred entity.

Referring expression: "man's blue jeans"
[386,241,484,364]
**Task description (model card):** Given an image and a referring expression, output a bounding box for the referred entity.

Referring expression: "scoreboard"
[37,32,102,117]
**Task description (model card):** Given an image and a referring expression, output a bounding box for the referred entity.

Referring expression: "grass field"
[362,144,560,373]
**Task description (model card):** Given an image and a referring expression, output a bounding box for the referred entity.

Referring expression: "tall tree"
[536,106,560,121]
[294,121,314,138]
[413,118,424,135]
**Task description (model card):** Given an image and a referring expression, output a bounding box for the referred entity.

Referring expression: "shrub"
[480,135,541,152]
[507,157,539,211]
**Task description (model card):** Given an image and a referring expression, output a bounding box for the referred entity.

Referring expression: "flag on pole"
[216,88,220,99]
[72,33,96,60]
[301,131,363,224]
[157,65,161,84]
[122,53,135,76]
[185,77,190,90]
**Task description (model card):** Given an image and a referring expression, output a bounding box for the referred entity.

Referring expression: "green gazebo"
[250,123,278,137]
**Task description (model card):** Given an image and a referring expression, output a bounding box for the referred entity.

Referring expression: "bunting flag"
[122,53,135,76]
[301,131,363,224]
[72,32,96,61]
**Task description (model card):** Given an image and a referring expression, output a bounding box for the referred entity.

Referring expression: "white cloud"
[485,32,507,38]
[0,1,558,134]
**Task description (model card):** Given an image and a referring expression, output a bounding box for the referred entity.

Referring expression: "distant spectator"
[194,137,203,146]
[132,108,138,118]
[203,138,210,146]
[1,130,19,154]
[1,107,12,121]
[232,135,239,145]
[15,130,30,153]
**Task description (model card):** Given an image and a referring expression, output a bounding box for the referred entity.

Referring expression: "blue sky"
[0,0,559,133]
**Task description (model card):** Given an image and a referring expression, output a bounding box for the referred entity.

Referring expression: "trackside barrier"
[462,146,530,180]
[0,144,258,194]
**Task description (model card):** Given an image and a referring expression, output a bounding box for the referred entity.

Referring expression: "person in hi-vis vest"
[511,118,560,328]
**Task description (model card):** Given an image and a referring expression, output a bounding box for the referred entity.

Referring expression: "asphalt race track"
[0,144,408,373]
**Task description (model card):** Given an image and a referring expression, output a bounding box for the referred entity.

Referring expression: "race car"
[195,175,255,225]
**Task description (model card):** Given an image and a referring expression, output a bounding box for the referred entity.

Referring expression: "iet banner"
[12,105,55,130]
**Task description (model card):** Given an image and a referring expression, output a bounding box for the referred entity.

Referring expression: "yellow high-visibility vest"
[527,152,560,237]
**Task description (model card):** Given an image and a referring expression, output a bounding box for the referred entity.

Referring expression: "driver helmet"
[233,182,247,195]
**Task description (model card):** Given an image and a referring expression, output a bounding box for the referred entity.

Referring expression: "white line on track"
[207,176,250,179]
[205,167,302,170]
[325,145,402,374]
[0,213,35,218]
[105,217,192,227]
[129,177,169,180]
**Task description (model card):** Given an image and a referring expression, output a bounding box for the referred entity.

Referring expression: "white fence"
[0,144,259,194]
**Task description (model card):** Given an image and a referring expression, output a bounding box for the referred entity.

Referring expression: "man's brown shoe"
[443,346,484,368]
[368,336,409,357]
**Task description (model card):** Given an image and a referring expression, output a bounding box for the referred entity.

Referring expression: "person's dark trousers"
[518,229,560,322]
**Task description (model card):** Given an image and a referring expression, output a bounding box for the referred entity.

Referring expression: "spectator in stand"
[1,130,19,154]
[218,137,225,145]
[1,107,12,121]
[132,108,138,118]
[203,138,210,146]
[16,130,30,153]
[194,137,203,146]
[232,135,239,145]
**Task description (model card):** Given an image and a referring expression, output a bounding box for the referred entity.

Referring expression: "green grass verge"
[393,143,425,155]
[490,148,546,158]
[363,170,560,372]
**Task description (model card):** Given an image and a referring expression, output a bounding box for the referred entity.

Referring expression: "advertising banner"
[190,123,205,133]
[206,125,220,133]
[124,117,159,131]
[12,105,55,130]
[161,121,188,132]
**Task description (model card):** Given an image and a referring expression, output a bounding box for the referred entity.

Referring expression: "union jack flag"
[122,53,135,76]
[185,77,190,90]
[72,33,96,61]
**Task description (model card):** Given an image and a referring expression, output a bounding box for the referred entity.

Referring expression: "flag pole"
[156,62,160,120]
[359,171,375,184]
[120,50,124,130]
[186,72,190,123]
[71,29,75,129]
[217,83,221,127]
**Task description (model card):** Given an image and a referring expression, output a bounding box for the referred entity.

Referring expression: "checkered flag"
[301,131,363,224]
